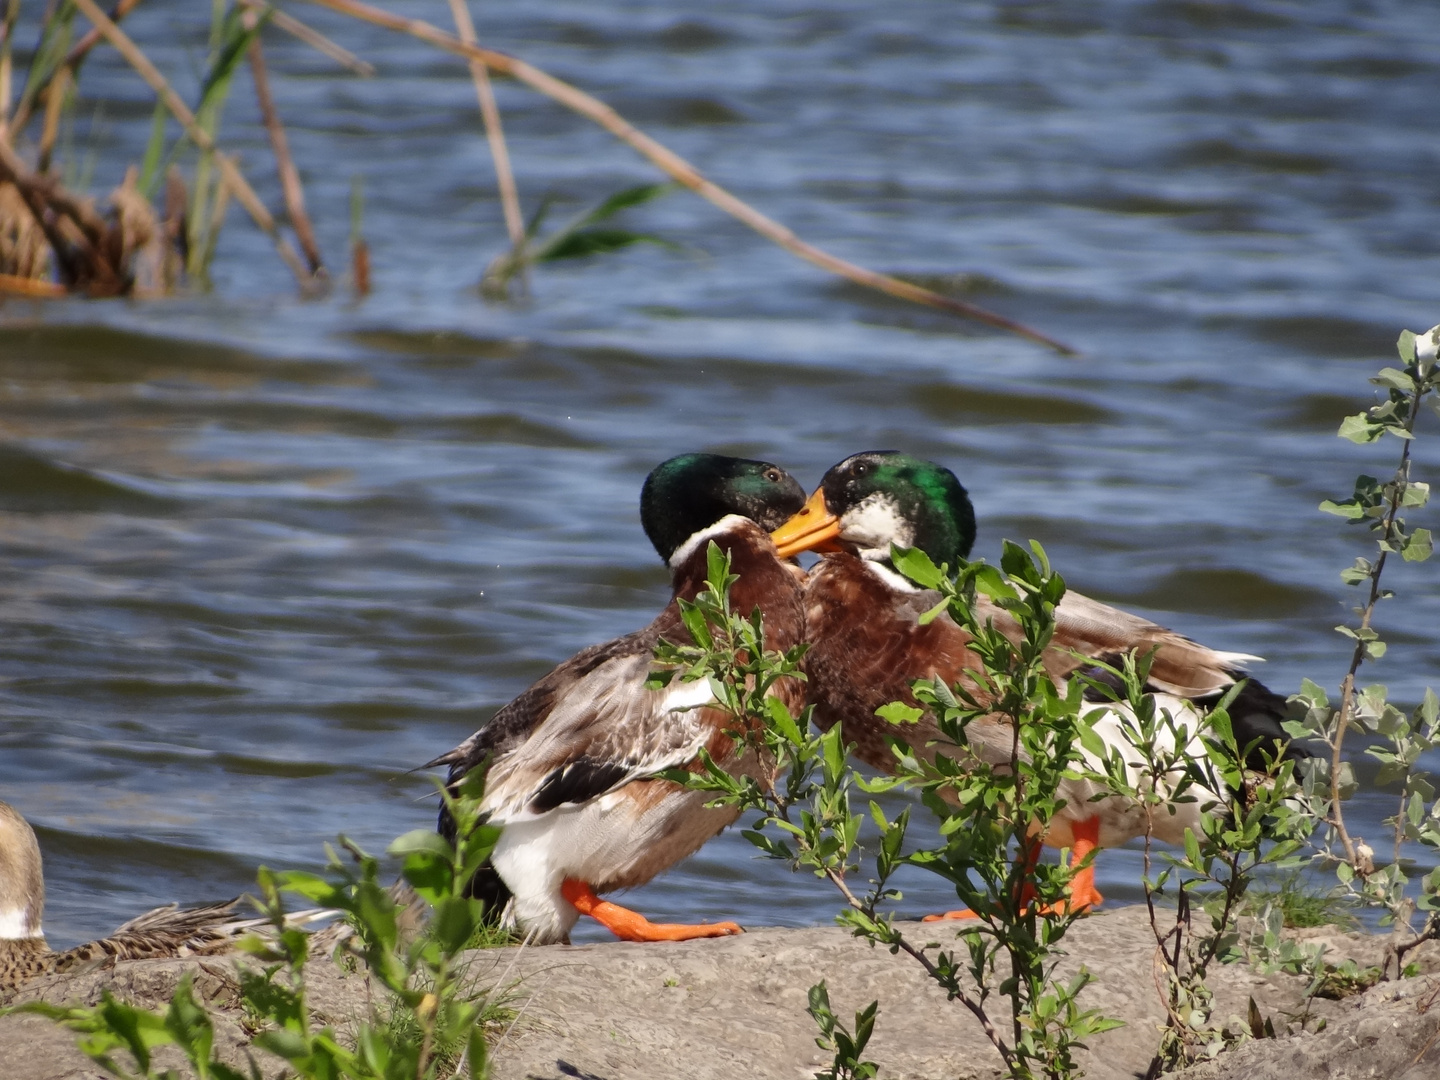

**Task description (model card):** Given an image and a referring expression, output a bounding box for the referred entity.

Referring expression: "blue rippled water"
[0,0,1437,946]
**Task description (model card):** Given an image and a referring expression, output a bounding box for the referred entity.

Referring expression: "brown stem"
[304,0,1077,355]
[9,0,143,137]
[37,62,68,173]
[820,863,1017,1071]
[1329,390,1425,868]
[445,0,525,256]
[247,36,324,274]
[237,0,375,77]
[69,0,313,288]
[0,0,20,140]
[0,135,124,291]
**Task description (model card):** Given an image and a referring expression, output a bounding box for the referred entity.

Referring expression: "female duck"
[771,451,1301,912]
[428,453,807,944]
[1,801,243,998]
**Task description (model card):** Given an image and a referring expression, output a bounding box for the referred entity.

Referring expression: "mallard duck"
[427,453,808,945]
[0,800,246,998]
[770,451,1303,913]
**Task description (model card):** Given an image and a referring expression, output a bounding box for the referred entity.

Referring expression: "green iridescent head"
[640,453,806,563]
[817,451,976,568]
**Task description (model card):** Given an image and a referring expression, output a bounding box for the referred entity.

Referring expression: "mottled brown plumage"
[427,454,809,944]
[774,451,1308,910]
[802,552,1288,780]
[0,801,245,999]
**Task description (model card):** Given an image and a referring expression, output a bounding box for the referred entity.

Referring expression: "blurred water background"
[1,0,1438,946]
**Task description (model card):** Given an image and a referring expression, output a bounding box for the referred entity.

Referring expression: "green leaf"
[917,597,950,626]
[1371,367,1416,393]
[1402,528,1433,563]
[537,228,683,262]
[977,568,1021,607]
[1338,413,1384,444]
[431,896,479,954]
[890,546,943,589]
[1402,482,1430,508]
[765,695,805,745]
[98,994,174,1072]
[876,701,923,726]
[1319,499,1365,521]
[531,183,679,263]
[1184,828,1202,868]
[1397,329,1417,364]
[387,829,453,858]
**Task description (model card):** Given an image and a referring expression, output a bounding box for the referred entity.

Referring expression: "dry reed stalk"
[446,0,524,255]
[237,0,374,77]
[0,0,20,140]
[70,0,313,288]
[305,0,1076,354]
[37,64,69,173]
[162,165,186,287]
[8,0,143,137]
[0,180,51,281]
[352,235,369,295]
[205,171,233,265]
[0,136,125,292]
[247,35,325,274]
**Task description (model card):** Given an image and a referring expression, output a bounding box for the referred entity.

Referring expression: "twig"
[820,863,1017,1071]
[445,0,524,258]
[247,35,324,274]
[1328,387,1428,867]
[304,0,1077,355]
[0,0,20,140]
[238,0,375,77]
[37,62,68,173]
[69,0,313,289]
[9,0,143,137]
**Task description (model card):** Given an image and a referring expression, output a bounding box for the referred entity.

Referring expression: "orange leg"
[560,879,743,942]
[922,838,1043,922]
[922,823,1104,921]
[1063,816,1104,912]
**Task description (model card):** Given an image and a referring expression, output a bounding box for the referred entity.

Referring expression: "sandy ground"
[2,906,1438,1080]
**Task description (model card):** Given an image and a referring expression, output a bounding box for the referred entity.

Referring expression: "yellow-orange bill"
[770,488,843,558]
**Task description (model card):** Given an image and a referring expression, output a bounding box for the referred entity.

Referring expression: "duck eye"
[763,468,782,483]
[853,462,869,476]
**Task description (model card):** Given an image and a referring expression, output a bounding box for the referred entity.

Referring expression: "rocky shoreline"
[2,906,1437,1080]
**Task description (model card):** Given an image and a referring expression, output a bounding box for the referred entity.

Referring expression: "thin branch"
[304,0,1077,355]
[821,864,1017,1070]
[69,0,314,288]
[247,35,324,274]
[0,0,20,140]
[1328,388,1427,867]
[9,0,143,137]
[37,62,68,173]
[445,0,524,256]
[237,0,375,77]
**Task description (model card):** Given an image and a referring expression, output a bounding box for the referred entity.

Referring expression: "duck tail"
[436,798,511,926]
[465,861,513,925]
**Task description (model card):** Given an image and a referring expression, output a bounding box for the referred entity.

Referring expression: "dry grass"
[0,0,1074,353]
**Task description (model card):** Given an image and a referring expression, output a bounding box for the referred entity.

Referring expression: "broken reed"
[0,0,1073,353]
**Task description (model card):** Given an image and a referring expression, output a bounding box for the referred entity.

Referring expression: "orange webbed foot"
[921,908,981,922]
[561,880,744,942]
